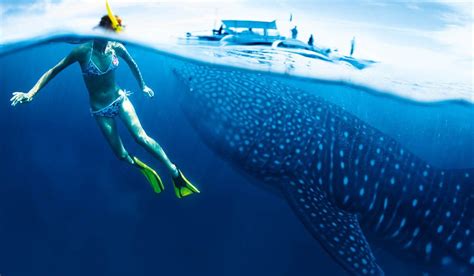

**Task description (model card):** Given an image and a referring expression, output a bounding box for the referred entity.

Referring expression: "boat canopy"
[221,20,277,30]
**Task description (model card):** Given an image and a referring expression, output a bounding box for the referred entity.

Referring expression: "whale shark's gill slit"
[282,175,384,275]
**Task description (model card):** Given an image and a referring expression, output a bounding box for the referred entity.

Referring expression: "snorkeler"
[10,1,199,198]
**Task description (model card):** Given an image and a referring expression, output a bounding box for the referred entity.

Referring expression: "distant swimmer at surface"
[9,0,200,198]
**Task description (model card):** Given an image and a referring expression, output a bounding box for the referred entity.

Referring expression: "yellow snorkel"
[106,0,123,32]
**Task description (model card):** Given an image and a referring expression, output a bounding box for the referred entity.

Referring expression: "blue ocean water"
[0,39,472,276]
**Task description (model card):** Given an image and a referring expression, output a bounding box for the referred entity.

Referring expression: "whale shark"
[172,61,473,275]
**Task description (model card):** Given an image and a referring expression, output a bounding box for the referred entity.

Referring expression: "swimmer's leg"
[95,115,134,164]
[119,97,199,197]
[118,96,178,176]
[95,115,164,193]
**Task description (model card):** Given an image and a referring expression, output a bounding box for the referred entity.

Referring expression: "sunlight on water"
[1,1,472,104]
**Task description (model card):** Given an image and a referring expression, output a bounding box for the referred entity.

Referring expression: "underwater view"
[0,1,473,276]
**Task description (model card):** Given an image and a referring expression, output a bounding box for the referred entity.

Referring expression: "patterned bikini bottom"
[90,90,131,118]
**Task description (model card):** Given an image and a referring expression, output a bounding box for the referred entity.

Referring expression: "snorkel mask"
[106,0,124,32]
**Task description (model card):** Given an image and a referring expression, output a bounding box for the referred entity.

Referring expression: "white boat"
[219,20,283,45]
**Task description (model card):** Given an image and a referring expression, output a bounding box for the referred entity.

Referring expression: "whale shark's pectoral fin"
[282,180,384,275]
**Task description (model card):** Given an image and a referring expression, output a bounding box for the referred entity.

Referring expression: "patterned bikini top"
[82,42,119,77]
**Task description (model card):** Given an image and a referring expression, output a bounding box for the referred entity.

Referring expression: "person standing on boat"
[308,34,314,46]
[291,26,298,39]
[10,4,200,199]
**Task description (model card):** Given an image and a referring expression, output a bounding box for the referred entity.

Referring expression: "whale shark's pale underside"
[172,62,473,275]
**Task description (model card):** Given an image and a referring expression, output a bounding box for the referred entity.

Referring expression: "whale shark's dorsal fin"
[282,176,384,275]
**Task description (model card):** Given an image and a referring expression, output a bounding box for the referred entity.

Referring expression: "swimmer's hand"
[10,92,33,106]
[142,85,154,98]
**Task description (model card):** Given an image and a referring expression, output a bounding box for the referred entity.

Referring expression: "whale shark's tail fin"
[282,176,384,275]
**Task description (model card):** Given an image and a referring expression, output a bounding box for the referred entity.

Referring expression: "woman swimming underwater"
[10,11,199,198]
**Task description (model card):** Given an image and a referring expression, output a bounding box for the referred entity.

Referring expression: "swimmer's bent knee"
[134,132,151,146]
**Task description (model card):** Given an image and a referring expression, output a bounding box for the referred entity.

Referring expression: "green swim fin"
[172,169,200,198]
[133,156,164,194]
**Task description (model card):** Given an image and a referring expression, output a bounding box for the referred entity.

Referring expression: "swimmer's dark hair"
[97,14,123,31]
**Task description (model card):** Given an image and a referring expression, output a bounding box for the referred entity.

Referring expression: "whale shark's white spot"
[419,185,424,191]
[390,177,395,185]
[441,256,452,266]
[455,242,462,250]
[383,198,388,209]
[358,144,364,150]
[343,177,349,186]
[376,215,385,230]
[369,195,377,211]
[425,242,432,255]
[376,148,381,154]
[424,210,431,217]
[339,150,344,157]
[343,195,350,204]
[423,171,428,177]
[317,162,322,171]
[394,164,400,170]
[359,188,365,196]
[370,160,375,166]
[413,227,420,237]
[403,240,413,249]
[340,162,345,169]
[445,211,451,218]
[412,199,418,207]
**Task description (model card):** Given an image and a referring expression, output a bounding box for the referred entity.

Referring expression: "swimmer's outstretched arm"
[10,48,79,106]
[114,43,154,97]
